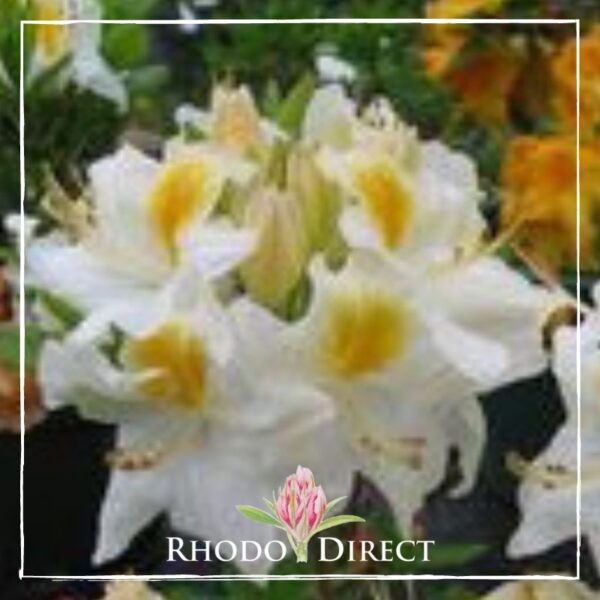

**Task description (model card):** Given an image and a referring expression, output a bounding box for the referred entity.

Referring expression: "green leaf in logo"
[236,505,286,529]
[311,514,365,538]
[324,495,347,515]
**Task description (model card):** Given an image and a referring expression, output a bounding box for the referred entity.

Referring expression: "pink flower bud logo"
[237,465,364,562]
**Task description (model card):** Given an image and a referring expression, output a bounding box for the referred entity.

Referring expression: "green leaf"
[263,497,277,514]
[311,514,365,536]
[103,24,150,70]
[275,72,316,136]
[37,289,83,330]
[0,322,45,371]
[423,543,489,570]
[324,495,347,515]
[236,505,285,529]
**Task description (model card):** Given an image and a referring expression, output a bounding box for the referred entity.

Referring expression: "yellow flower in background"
[501,135,600,271]
[553,25,600,140]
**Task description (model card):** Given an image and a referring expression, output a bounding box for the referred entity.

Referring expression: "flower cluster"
[26,78,573,575]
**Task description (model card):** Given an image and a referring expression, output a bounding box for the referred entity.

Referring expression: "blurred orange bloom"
[427,0,505,19]
[0,367,43,433]
[445,46,522,125]
[502,135,600,271]
[424,0,528,126]
[553,25,600,139]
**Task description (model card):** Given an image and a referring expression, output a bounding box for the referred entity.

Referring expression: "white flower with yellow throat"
[39,271,355,574]
[27,0,127,109]
[27,141,256,336]
[308,87,559,390]
[509,284,600,572]
[236,250,511,530]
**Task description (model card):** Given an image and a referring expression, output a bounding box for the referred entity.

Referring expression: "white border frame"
[19,17,581,582]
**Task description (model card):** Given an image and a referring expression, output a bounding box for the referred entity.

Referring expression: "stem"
[295,540,308,563]
[405,580,418,600]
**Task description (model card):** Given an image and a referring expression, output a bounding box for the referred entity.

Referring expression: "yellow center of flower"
[123,321,208,411]
[319,282,410,379]
[147,159,209,260]
[35,0,69,62]
[352,159,414,250]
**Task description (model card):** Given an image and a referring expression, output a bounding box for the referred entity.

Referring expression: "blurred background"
[0,0,598,598]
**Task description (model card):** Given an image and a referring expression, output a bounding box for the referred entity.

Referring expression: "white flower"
[509,285,600,570]
[252,251,514,529]
[310,91,558,389]
[29,0,127,109]
[27,143,256,336]
[315,54,357,84]
[303,84,357,148]
[480,581,598,600]
[321,122,485,265]
[39,274,354,574]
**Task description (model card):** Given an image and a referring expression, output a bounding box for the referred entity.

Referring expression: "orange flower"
[501,135,600,271]
[424,0,525,126]
[0,366,44,433]
[445,46,522,125]
[553,25,600,139]
[427,0,505,19]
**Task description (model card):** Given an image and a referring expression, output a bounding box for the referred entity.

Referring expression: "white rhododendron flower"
[27,142,256,335]
[40,274,354,573]
[309,88,559,388]
[250,250,513,528]
[480,581,598,600]
[509,285,599,569]
[28,0,127,109]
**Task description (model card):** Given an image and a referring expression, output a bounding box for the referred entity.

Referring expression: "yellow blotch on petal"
[34,0,69,63]
[319,281,410,379]
[123,321,208,411]
[147,159,210,259]
[352,158,414,250]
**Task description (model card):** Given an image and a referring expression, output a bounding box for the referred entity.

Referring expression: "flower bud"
[212,85,262,153]
[286,147,342,253]
[240,186,309,310]
[275,466,327,543]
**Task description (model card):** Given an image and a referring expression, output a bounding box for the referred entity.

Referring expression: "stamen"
[106,435,202,471]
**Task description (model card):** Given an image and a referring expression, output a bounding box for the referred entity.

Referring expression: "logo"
[166,465,435,566]
[236,465,365,562]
